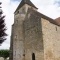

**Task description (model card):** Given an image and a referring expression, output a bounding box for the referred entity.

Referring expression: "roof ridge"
[27,8,60,26]
[14,0,38,13]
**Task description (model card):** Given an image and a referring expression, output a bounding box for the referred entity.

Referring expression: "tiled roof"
[15,0,38,13]
[55,17,60,26]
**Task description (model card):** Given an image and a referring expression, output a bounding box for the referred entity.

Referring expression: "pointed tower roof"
[15,0,38,13]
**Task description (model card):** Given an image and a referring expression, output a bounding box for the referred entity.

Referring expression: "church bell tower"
[10,0,38,60]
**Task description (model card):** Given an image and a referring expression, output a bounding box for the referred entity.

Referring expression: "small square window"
[15,35,18,39]
[56,27,57,31]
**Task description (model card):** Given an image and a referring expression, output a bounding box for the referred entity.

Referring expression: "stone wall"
[0,57,4,60]
[41,18,60,60]
[12,20,25,60]
[10,4,60,60]
[53,26,60,60]
[23,11,44,60]
[12,4,38,60]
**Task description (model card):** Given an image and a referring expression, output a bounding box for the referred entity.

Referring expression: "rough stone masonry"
[9,0,60,60]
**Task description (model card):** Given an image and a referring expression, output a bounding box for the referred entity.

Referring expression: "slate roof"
[15,0,38,13]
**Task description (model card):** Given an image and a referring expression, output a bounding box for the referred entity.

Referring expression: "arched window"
[32,53,35,60]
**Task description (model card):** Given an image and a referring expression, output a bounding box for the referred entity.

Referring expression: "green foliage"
[0,50,9,59]
[0,2,7,44]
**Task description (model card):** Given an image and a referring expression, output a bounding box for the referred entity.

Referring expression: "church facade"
[10,0,60,60]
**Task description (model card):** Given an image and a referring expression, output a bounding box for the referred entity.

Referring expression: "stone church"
[10,0,60,60]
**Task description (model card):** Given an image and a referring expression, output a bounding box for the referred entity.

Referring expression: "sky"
[0,0,60,49]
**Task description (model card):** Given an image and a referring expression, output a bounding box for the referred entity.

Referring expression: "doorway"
[32,53,35,60]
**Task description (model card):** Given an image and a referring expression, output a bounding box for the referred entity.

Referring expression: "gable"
[14,0,38,13]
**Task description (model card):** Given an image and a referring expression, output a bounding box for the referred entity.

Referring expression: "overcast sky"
[0,0,60,49]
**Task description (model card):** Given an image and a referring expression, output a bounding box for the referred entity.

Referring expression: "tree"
[0,50,9,60]
[0,2,7,44]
